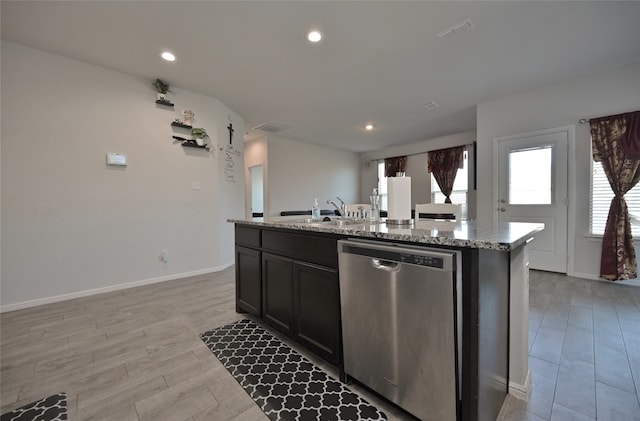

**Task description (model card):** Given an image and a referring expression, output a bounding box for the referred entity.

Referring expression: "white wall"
[476,62,640,279]
[266,135,359,217]
[1,41,245,310]
[215,102,245,266]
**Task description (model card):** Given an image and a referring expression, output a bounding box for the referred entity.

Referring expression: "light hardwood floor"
[0,267,404,421]
[1,268,639,420]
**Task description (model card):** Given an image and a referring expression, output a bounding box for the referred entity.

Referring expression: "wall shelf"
[172,136,209,150]
[156,99,174,107]
[171,121,192,129]
[181,142,210,150]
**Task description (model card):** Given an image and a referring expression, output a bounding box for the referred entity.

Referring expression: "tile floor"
[498,271,640,421]
[1,268,639,420]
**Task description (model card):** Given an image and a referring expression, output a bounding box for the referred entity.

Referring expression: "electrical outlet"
[160,249,168,263]
[192,180,201,190]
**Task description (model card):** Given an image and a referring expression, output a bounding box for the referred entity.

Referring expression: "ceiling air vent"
[436,19,475,42]
[252,121,292,134]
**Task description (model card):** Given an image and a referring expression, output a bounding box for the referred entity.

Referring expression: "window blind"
[590,160,640,236]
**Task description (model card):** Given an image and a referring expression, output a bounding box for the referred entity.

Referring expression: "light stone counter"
[228,217,544,251]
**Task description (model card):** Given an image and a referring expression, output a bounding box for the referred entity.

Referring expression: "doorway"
[496,128,570,273]
[249,164,264,217]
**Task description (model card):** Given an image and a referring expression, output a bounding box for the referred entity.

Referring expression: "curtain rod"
[369,141,474,161]
[579,110,638,124]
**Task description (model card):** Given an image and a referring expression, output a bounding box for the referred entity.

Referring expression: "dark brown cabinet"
[235,245,261,316]
[234,225,344,367]
[261,255,341,365]
[262,252,294,336]
[235,225,262,317]
[293,261,340,365]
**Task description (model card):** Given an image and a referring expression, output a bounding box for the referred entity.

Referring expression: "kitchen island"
[230,217,543,421]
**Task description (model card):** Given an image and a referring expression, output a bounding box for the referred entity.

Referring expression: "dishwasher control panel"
[340,241,454,270]
[399,253,444,268]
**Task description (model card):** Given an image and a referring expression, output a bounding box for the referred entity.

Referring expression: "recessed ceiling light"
[423,101,439,110]
[161,51,176,62]
[365,124,374,131]
[307,31,322,43]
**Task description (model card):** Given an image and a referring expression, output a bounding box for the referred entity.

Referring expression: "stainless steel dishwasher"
[338,239,462,421]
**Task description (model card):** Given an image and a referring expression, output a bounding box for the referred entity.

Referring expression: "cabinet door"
[293,261,341,365]
[262,253,294,336]
[235,246,261,316]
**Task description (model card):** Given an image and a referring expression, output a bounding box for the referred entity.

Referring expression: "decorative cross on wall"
[227,123,234,145]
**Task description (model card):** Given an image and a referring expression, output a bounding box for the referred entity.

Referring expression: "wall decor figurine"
[227,123,234,145]
[182,109,194,126]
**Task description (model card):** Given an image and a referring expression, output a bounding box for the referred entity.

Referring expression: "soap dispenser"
[312,198,321,220]
[370,188,381,222]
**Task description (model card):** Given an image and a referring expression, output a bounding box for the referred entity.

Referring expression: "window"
[508,146,552,205]
[377,161,389,211]
[431,150,468,220]
[590,160,640,236]
[377,153,470,220]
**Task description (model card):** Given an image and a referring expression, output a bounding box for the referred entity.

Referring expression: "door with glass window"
[497,130,569,273]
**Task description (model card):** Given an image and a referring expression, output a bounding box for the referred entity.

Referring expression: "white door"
[496,130,569,273]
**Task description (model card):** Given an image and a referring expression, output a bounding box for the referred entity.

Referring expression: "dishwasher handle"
[371,258,401,272]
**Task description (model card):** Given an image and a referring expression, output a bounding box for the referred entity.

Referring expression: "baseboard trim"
[0,261,235,313]
[571,272,602,281]
[543,271,638,285]
[508,369,531,402]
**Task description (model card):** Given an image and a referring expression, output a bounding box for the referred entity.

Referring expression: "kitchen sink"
[288,217,366,227]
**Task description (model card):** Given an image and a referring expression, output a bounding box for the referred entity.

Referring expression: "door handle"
[500,199,506,203]
[500,207,506,212]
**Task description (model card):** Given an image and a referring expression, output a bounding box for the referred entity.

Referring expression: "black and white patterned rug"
[0,393,67,421]
[200,319,387,421]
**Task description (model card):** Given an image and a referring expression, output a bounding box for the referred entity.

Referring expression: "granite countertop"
[229,217,544,251]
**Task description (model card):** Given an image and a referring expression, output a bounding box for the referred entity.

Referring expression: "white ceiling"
[2,1,640,152]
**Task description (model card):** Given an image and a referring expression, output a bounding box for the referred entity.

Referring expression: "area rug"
[200,319,387,420]
[0,393,67,421]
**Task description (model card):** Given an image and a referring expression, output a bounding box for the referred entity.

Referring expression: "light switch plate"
[106,153,127,166]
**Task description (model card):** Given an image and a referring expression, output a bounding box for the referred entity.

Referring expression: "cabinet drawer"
[235,225,261,248]
[262,229,340,269]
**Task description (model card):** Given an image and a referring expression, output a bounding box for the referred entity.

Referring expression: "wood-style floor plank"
[2,268,639,420]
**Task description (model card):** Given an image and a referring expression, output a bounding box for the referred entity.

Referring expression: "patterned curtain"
[590,111,640,281]
[384,156,408,177]
[427,145,466,203]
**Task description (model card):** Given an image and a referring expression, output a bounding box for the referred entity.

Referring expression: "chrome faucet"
[336,197,347,215]
[327,199,345,217]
